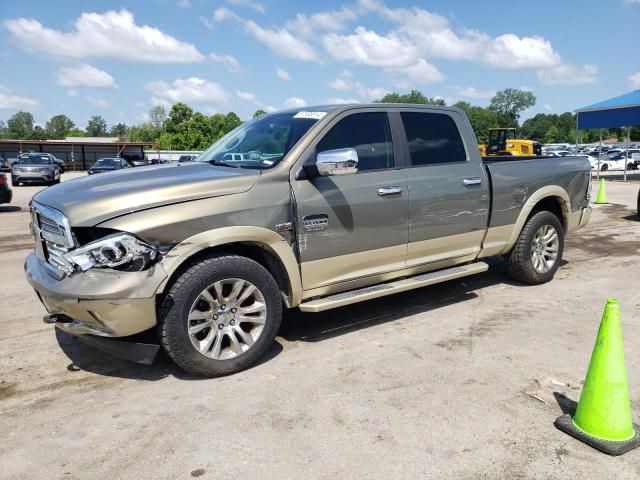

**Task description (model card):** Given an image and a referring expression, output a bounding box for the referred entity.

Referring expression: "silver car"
[11,153,61,186]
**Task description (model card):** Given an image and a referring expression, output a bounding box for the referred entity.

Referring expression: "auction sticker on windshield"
[293,111,326,120]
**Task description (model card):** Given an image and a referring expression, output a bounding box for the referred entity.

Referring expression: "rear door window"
[400,112,467,166]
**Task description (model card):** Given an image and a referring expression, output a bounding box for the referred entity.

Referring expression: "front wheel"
[600,163,609,172]
[159,255,282,377]
[505,211,565,285]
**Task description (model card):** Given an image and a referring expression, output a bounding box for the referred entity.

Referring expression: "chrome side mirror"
[316,148,358,176]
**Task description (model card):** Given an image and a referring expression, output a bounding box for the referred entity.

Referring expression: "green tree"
[67,128,86,137]
[253,109,267,118]
[165,103,193,133]
[149,105,167,130]
[86,115,107,136]
[31,125,47,140]
[45,114,75,139]
[7,111,34,139]
[543,125,560,144]
[376,90,444,105]
[488,88,536,127]
[223,112,242,133]
[0,120,7,138]
[453,101,500,144]
[109,122,128,140]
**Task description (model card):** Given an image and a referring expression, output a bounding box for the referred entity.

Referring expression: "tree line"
[0,89,637,149]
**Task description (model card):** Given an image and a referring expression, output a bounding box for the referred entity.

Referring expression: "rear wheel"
[600,163,609,172]
[505,211,564,285]
[11,178,18,187]
[159,255,282,377]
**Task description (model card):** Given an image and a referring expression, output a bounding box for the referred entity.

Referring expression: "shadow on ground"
[0,205,22,213]
[54,259,548,381]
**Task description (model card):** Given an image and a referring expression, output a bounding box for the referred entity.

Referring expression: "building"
[0,137,158,170]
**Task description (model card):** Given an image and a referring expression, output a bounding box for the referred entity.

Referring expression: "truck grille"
[30,201,75,277]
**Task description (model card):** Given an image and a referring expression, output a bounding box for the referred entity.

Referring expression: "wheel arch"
[505,186,571,252]
[157,226,302,307]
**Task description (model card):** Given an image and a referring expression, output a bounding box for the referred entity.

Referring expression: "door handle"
[462,177,482,186]
[378,186,403,196]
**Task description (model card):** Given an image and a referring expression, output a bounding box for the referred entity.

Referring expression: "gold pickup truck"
[25,104,592,377]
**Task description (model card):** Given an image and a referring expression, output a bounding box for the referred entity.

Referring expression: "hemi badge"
[275,222,293,233]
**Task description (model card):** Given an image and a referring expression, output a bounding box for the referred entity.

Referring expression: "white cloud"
[264,105,277,113]
[209,52,241,73]
[178,0,190,8]
[327,70,355,90]
[0,85,39,109]
[356,84,388,101]
[151,97,172,109]
[397,58,444,85]
[324,26,418,68]
[453,86,496,100]
[276,67,290,80]
[228,0,266,14]
[537,64,598,85]
[4,9,204,63]
[200,16,214,30]
[66,89,79,97]
[55,64,118,89]
[286,8,357,37]
[236,90,256,102]
[623,0,640,4]
[544,104,553,111]
[214,8,317,61]
[356,3,562,70]
[85,95,109,108]
[629,72,640,89]
[147,77,229,105]
[283,97,307,108]
[326,97,360,104]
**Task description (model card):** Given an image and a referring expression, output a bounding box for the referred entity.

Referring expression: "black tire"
[158,255,282,377]
[600,163,608,172]
[504,211,565,285]
[636,189,640,220]
[11,178,18,187]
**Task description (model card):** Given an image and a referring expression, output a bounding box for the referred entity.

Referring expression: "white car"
[594,156,635,171]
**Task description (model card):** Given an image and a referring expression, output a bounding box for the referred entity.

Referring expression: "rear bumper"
[567,206,591,233]
[25,251,168,337]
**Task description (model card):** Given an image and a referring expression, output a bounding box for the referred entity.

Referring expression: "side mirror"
[315,148,358,176]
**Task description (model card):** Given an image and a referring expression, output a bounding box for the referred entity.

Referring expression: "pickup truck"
[25,104,592,377]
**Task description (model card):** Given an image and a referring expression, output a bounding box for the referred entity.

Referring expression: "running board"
[299,262,489,313]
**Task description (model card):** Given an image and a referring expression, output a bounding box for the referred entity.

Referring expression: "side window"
[317,112,394,171]
[401,112,466,166]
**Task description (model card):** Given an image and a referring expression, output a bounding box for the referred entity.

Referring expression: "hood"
[33,162,260,226]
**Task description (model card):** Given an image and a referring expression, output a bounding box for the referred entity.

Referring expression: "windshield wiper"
[208,160,241,168]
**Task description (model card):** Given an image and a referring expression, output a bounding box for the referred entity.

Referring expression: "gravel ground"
[1,173,639,479]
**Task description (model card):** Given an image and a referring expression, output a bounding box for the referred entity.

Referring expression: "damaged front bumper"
[25,251,168,338]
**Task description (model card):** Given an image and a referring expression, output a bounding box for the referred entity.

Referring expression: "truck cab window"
[401,112,466,166]
[317,112,394,171]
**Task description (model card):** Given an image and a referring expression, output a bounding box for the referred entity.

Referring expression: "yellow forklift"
[479,128,542,156]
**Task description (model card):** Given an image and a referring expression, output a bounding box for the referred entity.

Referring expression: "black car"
[0,157,9,172]
[88,157,132,175]
[0,173,13,204]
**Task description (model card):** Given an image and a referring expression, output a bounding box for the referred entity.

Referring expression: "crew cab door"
[397,109,490,268]
[292,110,408,291]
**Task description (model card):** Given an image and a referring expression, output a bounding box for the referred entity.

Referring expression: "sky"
[0,0,639,129]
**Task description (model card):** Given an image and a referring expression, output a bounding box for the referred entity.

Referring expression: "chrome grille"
[30,201,75,277]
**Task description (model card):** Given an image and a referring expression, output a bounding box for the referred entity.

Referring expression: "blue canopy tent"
[576,90,640,180]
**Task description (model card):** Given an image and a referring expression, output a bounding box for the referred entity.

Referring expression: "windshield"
[19,155,51,165]
[95,158,119,167]
[196,112,323,169]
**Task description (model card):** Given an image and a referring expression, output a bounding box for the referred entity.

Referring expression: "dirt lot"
[1,174,640,479]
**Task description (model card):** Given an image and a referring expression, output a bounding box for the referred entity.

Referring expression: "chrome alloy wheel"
[531,224,559,274]
[187,278,267,360]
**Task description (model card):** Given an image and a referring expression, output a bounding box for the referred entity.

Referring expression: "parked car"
[0,173,12,204]
[25,104,592,377]
[597,152,637,171]
[0,156,9,172]
[11,153,61,186]
[178,154,197,162]
[17,152,65,173]
[88,157,132,175]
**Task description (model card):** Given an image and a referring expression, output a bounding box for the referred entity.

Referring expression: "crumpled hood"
[33,163,260,226]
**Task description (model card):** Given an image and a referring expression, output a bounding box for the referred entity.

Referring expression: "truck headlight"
[63,233,158,272]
